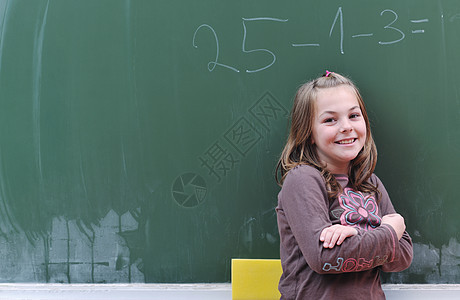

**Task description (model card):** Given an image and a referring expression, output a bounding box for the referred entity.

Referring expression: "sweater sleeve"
[371,174,414,272]
[278,166,408,275]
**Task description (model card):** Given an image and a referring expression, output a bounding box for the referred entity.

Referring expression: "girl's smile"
[311,85,366,174]
[336,138,356,145]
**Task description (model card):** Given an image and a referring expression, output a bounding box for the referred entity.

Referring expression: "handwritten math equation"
[192,7,430,73]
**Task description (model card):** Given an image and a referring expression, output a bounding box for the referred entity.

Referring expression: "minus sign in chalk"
[291,43,320,47]
[410,19,429,23]
[352,33,374,38]
[412,30,425,34]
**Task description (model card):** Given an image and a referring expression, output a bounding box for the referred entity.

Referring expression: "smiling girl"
[275,71,413,299]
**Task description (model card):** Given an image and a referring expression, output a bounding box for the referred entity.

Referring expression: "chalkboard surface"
[0,0,459,283]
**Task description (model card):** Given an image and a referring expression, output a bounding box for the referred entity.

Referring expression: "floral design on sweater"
[339,188,381,230]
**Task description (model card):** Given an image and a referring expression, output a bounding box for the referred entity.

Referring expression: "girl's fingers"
[336,233,346,246]
[328,232,341,248]
[322,229,333,248]
[321,227,340,248]
[321,225,358,248]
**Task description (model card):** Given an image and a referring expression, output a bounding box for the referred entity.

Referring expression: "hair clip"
[325,70,332,77]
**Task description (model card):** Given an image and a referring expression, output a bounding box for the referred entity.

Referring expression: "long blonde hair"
[275,72,380,201]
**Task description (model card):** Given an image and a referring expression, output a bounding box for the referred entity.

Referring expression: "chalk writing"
[411,18,429,34]
[193,8,430,70]
[242,17,289,73]
[379,9,405,45]
[192,24,240,73]
[329,7,344,54]
[352,33,374,38]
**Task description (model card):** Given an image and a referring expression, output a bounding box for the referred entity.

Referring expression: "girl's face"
[311,85,367,174]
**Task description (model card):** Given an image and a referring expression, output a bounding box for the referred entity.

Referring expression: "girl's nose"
[339,119,353,132]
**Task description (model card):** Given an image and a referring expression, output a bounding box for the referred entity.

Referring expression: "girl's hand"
[382,213,405,240]
[320,225,358,249]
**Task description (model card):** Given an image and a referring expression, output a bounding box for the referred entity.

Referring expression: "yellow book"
[232,259,282,300]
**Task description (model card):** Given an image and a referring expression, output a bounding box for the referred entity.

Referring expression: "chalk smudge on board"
[0,0,10,74]
[385,239,460,283]
[0,209,144,283]
[32,0,49,180]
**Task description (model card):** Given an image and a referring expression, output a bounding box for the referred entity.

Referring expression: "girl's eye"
[323,118,335,123]
[350,113,361,119]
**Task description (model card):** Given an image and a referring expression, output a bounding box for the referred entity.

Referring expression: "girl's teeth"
[338,139,354,144]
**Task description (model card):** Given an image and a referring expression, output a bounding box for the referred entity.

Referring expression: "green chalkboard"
[0,0,459,283]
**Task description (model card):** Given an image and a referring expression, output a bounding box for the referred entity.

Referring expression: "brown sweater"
[276,165,413,300]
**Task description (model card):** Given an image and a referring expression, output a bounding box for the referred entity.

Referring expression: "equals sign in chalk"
[410,19,429,33]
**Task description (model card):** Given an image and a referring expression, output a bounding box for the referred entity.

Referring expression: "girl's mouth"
[336,138,356,145]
